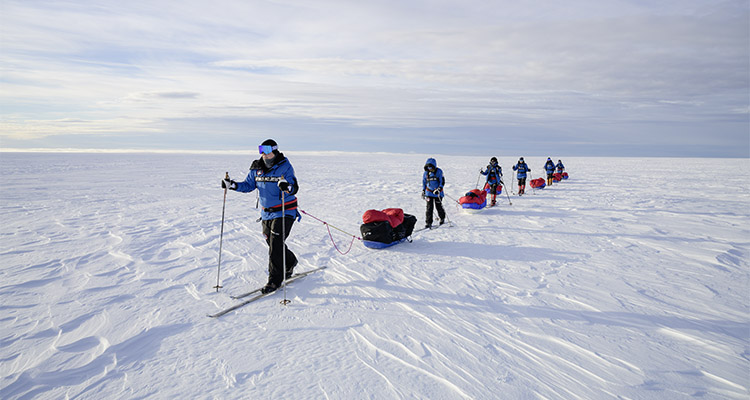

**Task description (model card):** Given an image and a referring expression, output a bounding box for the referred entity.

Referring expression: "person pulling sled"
[480,157,503,206]
[512,157,530,195]
[422,158,446,229]
[544,157,556,186]
[221,139,300,294]
[556,159,565,174]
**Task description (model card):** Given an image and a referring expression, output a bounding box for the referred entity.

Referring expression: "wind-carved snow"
[0,152,748,399]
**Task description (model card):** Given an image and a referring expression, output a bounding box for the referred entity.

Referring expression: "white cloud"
[0,0,747,155]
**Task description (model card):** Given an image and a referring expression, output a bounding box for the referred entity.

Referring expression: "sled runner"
[360,208,417,249]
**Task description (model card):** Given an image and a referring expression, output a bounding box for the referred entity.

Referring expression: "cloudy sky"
[1,0,748,156]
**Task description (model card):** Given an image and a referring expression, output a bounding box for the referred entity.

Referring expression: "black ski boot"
[285,261,297,279]
[261,282,279,294]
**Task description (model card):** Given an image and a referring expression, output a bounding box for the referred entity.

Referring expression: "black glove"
[433,188,441,195]
[222,179,237,190]
[278,178,291,193]
[421,192,426,200]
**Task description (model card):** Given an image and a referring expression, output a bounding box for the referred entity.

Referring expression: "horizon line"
[1,147,747,159]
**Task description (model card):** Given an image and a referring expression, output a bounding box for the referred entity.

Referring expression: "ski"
[208,266,326,318]
[230,266,326,299]
[230,287,261,300]
[413,221,453,235]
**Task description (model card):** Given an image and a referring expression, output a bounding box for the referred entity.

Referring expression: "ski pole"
[501,178,512,205]
[475,171,482,189]
[440,200,454,227]
[214,172,229,292]
[434,197,447,225]
[281,181,291,305]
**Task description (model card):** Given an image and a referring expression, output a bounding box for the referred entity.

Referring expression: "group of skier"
[221,138,567,294]
[508,156,566,195]
[421,156,566,226]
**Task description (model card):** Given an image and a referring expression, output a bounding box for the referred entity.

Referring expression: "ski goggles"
[258,144,278,155]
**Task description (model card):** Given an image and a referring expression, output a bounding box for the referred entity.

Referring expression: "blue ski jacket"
[235,153,300,221]
[481,164,503,184]
[556,161,565,173]
[422,158,445,198]
[512,162,530,179]
[545,160,556,174]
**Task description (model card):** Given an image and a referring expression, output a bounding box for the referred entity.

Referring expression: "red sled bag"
[460,189,487,210]
[482,182,503,194]
[362,209,390,225]
[529,178,546,189]
[360,208,416,247]
[562,172,569,180]
[460,189,487,205]
[382,208,404,228]
[553,173,563,182]
[363,208,404,228]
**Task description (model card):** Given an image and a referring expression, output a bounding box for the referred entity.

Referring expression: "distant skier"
[512,157,530,195]
[544,157,556,186]
[480,157,503,206]
[222,139,300,294]
[422,158,446,229]
[556,159,565,174]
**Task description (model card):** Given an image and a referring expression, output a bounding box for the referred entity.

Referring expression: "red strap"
[264,198,298,213]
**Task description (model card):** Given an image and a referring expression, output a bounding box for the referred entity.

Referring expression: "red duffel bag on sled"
[459,189,487,210]
[362,208,404,228]
[529,178,546,189]
[360,208,416,249]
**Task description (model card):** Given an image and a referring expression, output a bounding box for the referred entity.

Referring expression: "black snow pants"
[262,216,297,286]
[425,197,446,226]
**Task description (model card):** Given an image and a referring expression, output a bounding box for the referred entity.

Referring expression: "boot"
[285,260,297,279]
[261,282,279,294]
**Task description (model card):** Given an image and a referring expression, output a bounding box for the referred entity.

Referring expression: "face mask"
[263,155,275,167]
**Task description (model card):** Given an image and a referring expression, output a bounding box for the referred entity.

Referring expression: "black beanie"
[261,139,278,147]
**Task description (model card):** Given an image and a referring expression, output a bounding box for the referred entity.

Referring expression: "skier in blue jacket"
[222,139,300,293]
[512,157,530,195]
[556,160,565,174]
[422,158,446,229]
[480,157,503,206]
[544,157,556,186]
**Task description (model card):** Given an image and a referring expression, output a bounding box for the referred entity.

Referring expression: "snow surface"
[1,152,748,399]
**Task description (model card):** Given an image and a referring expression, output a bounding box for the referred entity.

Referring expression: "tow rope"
[300,209,362,255]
